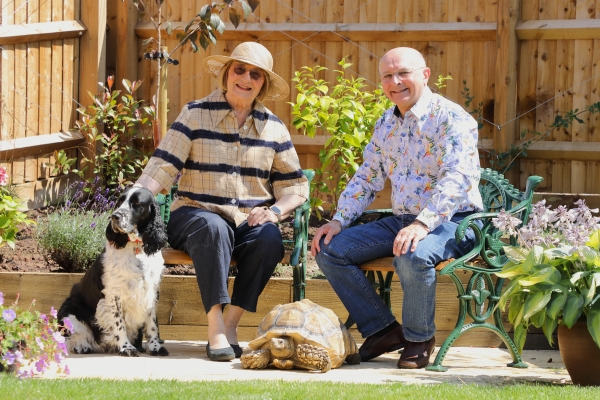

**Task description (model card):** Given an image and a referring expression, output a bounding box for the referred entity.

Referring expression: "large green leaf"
[496,261,530,278]
[508,294,525,326]
[518,266,560,286]
[497,278,522,311]
[503,245,529,262]
[542,317,558,347]
[562,293,584,328]
[523,291,552,320]
[513,324,527,354]
[588,310,600,348]
[586,229,600,250]
[546,290,568,319]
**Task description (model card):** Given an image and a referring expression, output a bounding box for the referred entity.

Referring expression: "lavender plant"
[35,178,121,272]
[493,200,600,353]
[0,292,71,378]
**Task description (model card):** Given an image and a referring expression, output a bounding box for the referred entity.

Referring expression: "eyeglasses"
[380,67,425,83]
[232,64,264,81]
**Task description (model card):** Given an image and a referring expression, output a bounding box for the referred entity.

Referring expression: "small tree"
[290,59,392,217]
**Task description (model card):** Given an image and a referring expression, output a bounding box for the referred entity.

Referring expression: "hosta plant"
[493,200,600,353]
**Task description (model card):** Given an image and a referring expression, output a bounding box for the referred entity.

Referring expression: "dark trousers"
[167,207,284,313]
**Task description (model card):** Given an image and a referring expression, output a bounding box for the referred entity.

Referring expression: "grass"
[1,375,597,400]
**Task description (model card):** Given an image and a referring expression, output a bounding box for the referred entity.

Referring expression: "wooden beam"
[0,20,87,45]
[134,22,497,42]
[516,19,600,40]
[494,0,521,185]
[0,131,85,159]
[79,0,106,180]
[518,141,600,161]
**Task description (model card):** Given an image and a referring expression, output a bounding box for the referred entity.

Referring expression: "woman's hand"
[247,206,277,226]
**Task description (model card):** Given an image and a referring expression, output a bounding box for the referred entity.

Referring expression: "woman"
[135,42,308,361]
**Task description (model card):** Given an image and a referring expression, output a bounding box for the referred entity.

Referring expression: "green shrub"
[0,167,35,249]
[36,209,109,272]
[290,58,392,217]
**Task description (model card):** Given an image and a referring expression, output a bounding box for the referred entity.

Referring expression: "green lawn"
[1,375,597,400]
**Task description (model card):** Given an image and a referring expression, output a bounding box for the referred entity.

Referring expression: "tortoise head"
[270,336,294,359]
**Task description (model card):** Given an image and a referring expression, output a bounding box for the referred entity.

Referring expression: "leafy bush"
[35,179,120,272]
[290,59,392,217]
[0,167,35,249]
[494,200,600,353]
[0,292,71,378]
[75,77,154,192]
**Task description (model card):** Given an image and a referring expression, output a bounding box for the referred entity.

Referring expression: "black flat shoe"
[230,343,243,358]
[359,324,406,362]
[397,336,435,369]
[206,343,235,361]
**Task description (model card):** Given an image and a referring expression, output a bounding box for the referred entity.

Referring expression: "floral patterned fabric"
[333,87,483,230]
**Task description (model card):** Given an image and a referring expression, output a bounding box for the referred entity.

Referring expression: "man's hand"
[311,220,342,256]
[393,222,429,256]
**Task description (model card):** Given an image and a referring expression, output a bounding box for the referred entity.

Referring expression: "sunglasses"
[232,64,264,81]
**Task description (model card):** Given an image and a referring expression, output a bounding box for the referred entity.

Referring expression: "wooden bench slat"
[162,248,293,266]
[358,257,456,272]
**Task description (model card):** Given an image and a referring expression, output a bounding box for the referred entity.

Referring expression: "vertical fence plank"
[79,0,107,179]
[12,0,28,183]
[1,0,15,177]
[37,0,52,178]
[25,0,40,182]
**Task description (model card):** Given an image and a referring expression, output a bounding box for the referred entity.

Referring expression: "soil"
[0,209,330,279]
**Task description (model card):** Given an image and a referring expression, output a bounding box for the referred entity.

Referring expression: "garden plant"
[0,167,34,250]
[493,199,600,353]
[0,291,71,378]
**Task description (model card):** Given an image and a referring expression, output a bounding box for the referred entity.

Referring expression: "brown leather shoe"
[359,324,406,362]
[397,336,435,369]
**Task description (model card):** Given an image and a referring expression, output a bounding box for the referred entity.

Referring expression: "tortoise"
[240,299,361,372]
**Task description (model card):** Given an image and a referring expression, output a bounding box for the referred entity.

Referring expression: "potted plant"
[493,200,600,385]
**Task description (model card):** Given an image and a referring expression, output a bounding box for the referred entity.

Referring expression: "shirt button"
[232,172,237,177]
[233,146,238,151]
[243,125,248,130]
[231,199,236,204]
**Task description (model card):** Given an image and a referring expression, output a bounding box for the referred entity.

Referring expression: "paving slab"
[45,341,571,385]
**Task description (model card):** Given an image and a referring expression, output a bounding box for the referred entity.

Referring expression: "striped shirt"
[142,89,308,226]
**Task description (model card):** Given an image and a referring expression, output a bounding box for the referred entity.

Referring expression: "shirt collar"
[391,86,433,121]
[207,90,268,133]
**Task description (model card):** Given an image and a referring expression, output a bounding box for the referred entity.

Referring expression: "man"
[311,47,483,369]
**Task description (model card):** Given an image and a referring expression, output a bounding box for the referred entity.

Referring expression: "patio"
[46,341,570,386]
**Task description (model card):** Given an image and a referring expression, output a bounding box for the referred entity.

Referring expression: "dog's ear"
[141,200,168,256]
[105,221,129,249]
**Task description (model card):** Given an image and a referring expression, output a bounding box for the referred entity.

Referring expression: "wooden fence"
[1,0,600,208]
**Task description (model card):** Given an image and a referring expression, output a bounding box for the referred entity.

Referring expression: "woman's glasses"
[232,64,264,81]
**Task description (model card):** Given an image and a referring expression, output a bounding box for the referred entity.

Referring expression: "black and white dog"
[57,187,169,357]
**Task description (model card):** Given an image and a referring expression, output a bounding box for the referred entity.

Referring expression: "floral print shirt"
[333,87,483,230]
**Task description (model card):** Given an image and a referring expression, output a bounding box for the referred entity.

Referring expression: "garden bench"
[156,169,315,302]
[344,168,543,372]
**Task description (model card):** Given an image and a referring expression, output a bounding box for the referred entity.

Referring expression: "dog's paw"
[149,346,169,357]
[119,346,141,357]
[73,345,93,354]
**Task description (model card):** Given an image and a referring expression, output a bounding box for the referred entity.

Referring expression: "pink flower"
[2,308,16,322]
[0,291,4,306]
[50,307,57,318]
[0,166,8,186]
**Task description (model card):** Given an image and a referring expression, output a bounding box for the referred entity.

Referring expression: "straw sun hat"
[202,42,290,101]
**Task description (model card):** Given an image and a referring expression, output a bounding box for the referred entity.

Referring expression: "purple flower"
[3,351,16,365]
[39,313,49,324]
[0,291,4,306]
[50,306,57,318]
[62,317,74,334]
[53,331,66,344]
[90,222,97,229]
[2,308,16,322]
[64,365,71,375]
[35,357,48,373]
[36,337,45,350]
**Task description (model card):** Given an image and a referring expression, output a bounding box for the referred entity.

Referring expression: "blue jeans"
[315,213,477,342]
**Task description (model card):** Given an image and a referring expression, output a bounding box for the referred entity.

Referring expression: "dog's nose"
[111,213,122,221]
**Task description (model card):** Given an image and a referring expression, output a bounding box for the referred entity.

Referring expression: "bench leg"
[426,273,528,372]
[292,261,306,302]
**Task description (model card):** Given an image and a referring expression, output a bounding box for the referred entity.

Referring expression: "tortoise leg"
[240,349,271,369]
[296,343,332,372]
[272,358,295,370]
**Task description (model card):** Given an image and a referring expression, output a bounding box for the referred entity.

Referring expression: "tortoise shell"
[248,299,359,369]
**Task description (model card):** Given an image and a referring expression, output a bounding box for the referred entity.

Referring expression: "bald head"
[378,47,430,116]
[379,47,427,75]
